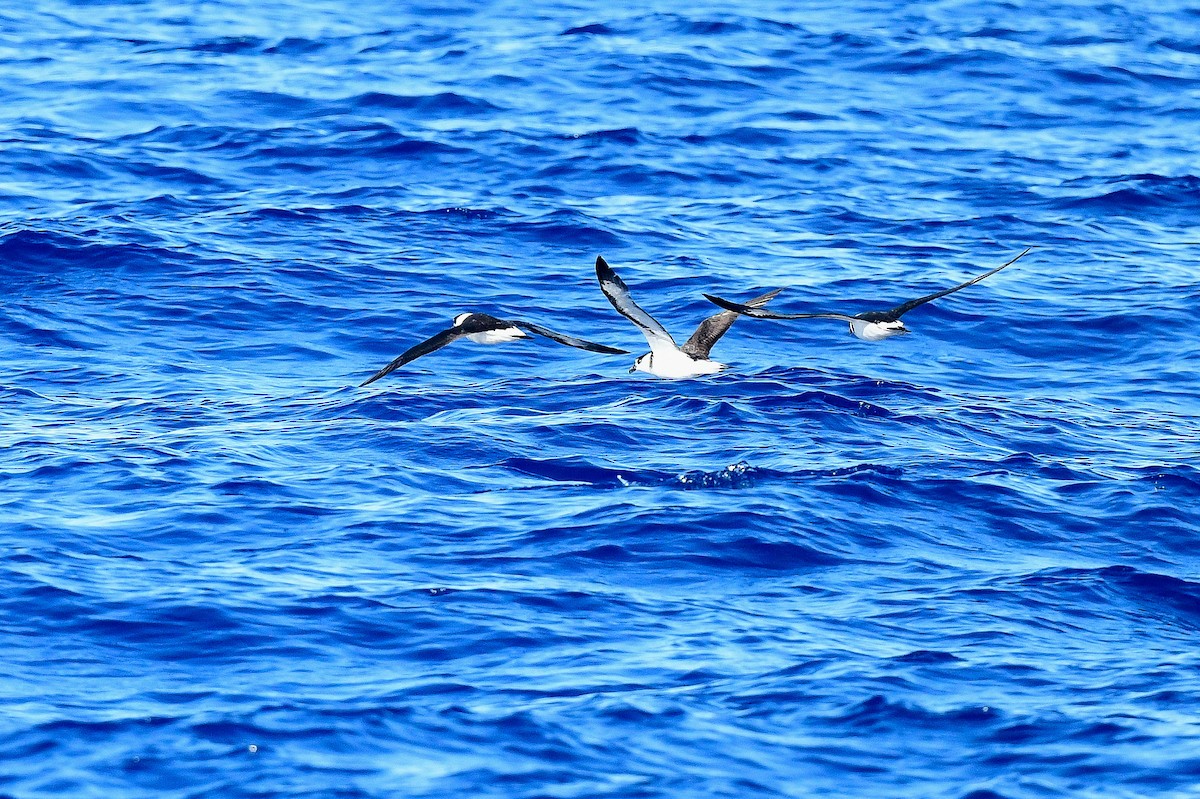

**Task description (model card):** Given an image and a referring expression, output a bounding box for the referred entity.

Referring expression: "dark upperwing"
[359,327,465,386]
[510,320,628,355]
[702,293,858,323]
[681,287,784,358]
[881,247,1034,320]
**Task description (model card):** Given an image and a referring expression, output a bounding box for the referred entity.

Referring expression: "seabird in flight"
[702,247,1033,341]
[595,255,782,378]
[359,312,628,386]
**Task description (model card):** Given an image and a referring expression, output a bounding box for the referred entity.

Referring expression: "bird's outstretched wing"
[682,287,784,358]
[702,293,858,323]
[882,247,1033,320]
[510,320,628,354]
[359,327,463,386]
[595,256,678,356]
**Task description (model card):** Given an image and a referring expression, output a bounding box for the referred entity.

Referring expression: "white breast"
[849,319,906,342]
[635,350,724,379]
[467,326,529,345]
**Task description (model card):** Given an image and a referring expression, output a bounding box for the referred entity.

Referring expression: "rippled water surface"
[3,1,1200,797]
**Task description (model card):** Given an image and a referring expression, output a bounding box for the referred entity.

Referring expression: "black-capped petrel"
[595,255,783,378]
[702,247,1033,342]
[359,312,628,386]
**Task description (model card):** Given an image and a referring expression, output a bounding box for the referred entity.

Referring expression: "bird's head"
[630,353,653,374]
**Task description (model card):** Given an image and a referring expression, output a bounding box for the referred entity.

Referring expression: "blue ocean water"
[2,1,1200,796]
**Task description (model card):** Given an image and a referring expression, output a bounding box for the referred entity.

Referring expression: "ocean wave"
[351,90,500,115]
[0,229,191,275]
[3,2,1200,797]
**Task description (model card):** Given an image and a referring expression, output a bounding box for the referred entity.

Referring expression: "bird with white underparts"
[359,312,628,386]
[702,247,1033,342]
[595,255,783,378]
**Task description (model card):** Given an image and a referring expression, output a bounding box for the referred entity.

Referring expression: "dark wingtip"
[359,366,391,387]
[1000,246,1035,269]
[703,293,747,313]
[595,255,611,278]
[358,363,396,387]
[747,287,785,307]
